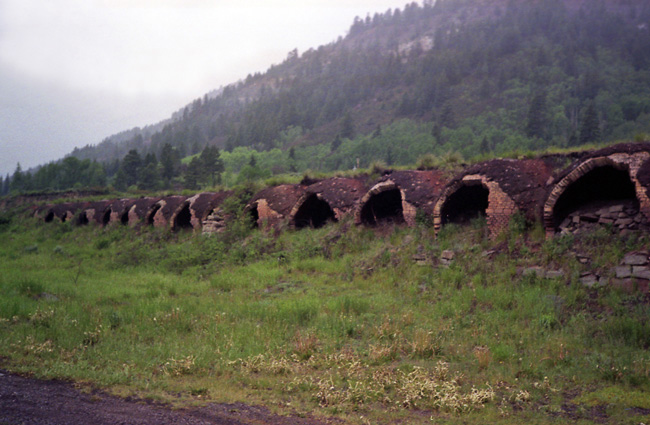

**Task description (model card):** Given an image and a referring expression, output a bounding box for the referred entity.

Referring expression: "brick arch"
[543,155,650,235]
[433,174,518,236]
[101,207,112,226]
[355,181,408,226]
[145,202,163,226]
[289,192,337,229]
[170,201,194,231]
[76,211,89,226]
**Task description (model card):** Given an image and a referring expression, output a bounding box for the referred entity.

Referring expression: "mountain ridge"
[15,0,650,192]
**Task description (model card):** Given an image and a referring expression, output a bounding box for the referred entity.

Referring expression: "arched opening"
[551,164,638,229]
[360,187,405,226]
[102,209,112,226]
[146,204,161,226]
[440,182,489,226]
[173,203,193,231]
[120,210,129,225]
[76,212,89,226]
[249,205,259,228]
[293,194,337,229]
[44,211,54,223]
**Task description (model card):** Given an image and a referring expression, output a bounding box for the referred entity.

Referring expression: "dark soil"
[0,370,332,425]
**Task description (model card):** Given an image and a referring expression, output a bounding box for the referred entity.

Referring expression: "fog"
[0,0,409,176]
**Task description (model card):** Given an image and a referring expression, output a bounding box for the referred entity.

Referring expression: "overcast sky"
[0,0,411,177]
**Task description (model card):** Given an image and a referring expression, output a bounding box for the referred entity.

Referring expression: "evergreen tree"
[184,157,202,190]
[3,174,10,196]
[144,153,158,166]
[139,162,162,191]
[440,103,455,129]
[525,91,549,140]
[480,136,490,153]
[249,154,257,167]
[331,136,342,152]
[340,112,355,139]
[120,149,142,188]
[9,163,24,193]
[431,123,442,144]
[113,167,129,191]
[579,103,601,144]
[160,143,180,183]
[199,146,224,186]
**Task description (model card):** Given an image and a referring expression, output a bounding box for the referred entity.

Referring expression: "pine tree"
[525,91,549,140]
[340,112,355,139]
[120,150,142,188]
[331,136,342,152]
[160,143,179,183]
[184,157,202,190]
[200,146,223,186]
[432,123,442,144]
[9,163,24,193]
[480,136,490,153]
[579,103,601,144]
[3,174,10,196]
[138,162,161,191]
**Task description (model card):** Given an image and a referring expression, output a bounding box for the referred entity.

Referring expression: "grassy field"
[0,208,649,424]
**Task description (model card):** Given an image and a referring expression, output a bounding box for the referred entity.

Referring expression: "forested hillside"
[4,0,650,194]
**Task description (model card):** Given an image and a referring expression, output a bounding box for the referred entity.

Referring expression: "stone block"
[623,254,648,266]
[580,273,599,288]
[615,218,633,226]
[441,250,455,261]
[632,266,650,280]
[523,267,545,278]
[545,270,565,279]
[609,205,624,213]
[615,266,631,279]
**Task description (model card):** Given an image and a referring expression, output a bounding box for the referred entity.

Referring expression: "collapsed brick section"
[356,170,446,227]
[100,199,138,226]
[169,192,232,233]
[43,202,83,223]
[146,196,188,228]
[247,185,307,229]
[77,200,112,225]
[129,197,161,226]
[289,177,367,228]
[434,159,552,236]
[544,145,650,236]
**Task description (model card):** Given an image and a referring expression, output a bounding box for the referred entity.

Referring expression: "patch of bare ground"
[0,369,335,425]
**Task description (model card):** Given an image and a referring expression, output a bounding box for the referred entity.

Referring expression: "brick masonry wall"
[543,152,650,237]
[254,199,283,229]
[433,174,518,237]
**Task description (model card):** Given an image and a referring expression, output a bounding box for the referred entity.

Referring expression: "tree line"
[3,0,650,195]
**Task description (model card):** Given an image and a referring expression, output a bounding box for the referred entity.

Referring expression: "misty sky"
[0,0,410,177]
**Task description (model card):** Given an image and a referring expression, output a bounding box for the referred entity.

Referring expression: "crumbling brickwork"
[433,175,518,237]
[543,151,650,237]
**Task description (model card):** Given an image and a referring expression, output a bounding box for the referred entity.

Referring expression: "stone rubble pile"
[559,201,648,235]
[201,209,227,234]
[612,252,650,292]
[577,252,650,291]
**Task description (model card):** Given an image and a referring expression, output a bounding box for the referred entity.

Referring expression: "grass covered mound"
[0,211,649,424]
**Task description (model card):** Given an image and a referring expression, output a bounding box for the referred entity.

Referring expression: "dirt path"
[0,370,333,425]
